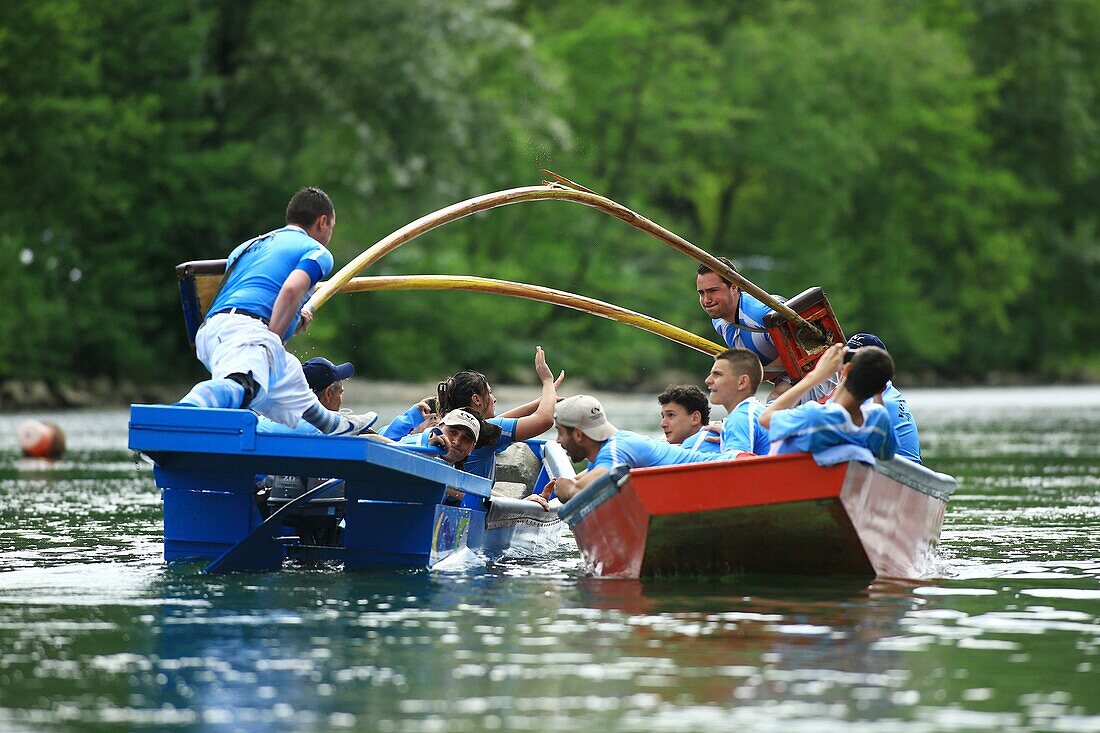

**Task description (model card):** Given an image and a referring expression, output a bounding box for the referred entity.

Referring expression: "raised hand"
[811,342,846,381]
[534,345,554,383]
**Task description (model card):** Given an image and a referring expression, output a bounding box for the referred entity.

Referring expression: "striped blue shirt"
[883,383,922,464]
[769,401,897,461]
[680,429,722,454]
[379,404,427,441]
[463,417,519,480]
[207,225,334,342]
[710,292,782,364]
[591,430,716,472]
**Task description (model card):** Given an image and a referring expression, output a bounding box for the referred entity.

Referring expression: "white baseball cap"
[441,409,480,442]
[554,394,617,441]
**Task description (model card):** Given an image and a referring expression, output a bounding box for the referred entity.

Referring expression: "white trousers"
[195,313,314,427]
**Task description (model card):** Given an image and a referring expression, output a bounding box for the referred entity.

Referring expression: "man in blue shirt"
[696,257,838,404]
[760,343,898,464]
[841,333,922,463]
[397,409,481,466]
[176,187,376,435]
[696,257,780,365]
[658,385,721,454]
[550,394,713,502]
[704,348,770,456]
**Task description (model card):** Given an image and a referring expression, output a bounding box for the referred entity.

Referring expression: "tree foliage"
[0,0,1096,387]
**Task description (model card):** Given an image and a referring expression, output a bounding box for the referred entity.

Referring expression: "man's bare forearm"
[269,270,312,340]
[760,343,846,428]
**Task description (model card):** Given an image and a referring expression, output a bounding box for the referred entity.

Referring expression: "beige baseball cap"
[554,394,617,441]
[441,409,480,442]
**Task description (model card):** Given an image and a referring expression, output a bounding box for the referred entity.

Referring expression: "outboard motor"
[259,475,346,546]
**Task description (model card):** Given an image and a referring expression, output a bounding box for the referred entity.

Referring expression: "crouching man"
[550,394,713,503]
[395,409,552,509]
[395,409,481,466]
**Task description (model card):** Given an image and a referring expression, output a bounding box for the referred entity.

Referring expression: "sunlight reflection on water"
[0,387,1098,732]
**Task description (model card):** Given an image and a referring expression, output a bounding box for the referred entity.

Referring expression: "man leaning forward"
[176,186,377,435]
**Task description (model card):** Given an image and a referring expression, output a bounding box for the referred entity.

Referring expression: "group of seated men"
[178,188,921,513]
[276,327,920,508]
[526,255,917,503]
[548,331,921,502]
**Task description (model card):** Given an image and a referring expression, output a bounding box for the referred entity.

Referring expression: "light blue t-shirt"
[379,404,427,441]
[883,382,922,464]
[720,396,770,455]
[711,292,782,364]
[464,417,519,480]
[680,429,722,454]
[769,401,898,462]
[207,225,334,341]
[590,430,716,472]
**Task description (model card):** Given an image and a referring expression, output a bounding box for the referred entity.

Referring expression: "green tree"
[1,0,1094,389]
[0,1,242,379]
[962,0,1100,376]
[515,0,1031,378]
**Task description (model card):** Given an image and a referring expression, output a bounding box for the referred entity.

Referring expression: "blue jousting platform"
[128,405,524,572]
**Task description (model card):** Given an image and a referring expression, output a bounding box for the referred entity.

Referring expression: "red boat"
[557,454,956,580]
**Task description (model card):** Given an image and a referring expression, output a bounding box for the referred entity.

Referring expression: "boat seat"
[762,287,824,328]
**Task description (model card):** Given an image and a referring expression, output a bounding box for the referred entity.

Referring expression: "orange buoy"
[17,420,66,459]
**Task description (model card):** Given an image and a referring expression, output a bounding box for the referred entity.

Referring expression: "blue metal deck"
[129,405,494,571]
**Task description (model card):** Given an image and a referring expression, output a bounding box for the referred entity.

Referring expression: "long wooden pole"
[337,275,725,356]
[305,181,821,337]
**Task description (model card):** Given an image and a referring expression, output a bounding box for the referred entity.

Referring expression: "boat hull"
[559,453,954,579]
[129,405,562,572]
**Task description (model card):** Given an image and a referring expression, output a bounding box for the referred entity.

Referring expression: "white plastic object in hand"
[542,440,577,480]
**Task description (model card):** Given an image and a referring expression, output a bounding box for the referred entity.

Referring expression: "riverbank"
[2,369,1098,412]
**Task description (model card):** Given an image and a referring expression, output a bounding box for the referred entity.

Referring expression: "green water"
[0,387,1097,732]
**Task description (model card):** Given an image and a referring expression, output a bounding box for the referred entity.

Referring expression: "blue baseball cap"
[846,332,888,352]
[302,357,354,392]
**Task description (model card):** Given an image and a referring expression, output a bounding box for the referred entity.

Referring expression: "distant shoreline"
[2,372,1097,412]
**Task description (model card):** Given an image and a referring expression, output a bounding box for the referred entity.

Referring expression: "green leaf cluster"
[1,0,1096,388]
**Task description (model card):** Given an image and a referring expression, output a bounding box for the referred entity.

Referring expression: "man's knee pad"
[226,372,259,408]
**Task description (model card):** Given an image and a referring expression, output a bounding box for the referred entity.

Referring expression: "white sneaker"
[340,410,379,435]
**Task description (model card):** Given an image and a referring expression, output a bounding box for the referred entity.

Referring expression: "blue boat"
[129,404,562,573]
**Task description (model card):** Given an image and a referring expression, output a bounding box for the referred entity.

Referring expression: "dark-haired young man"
[829,333,922,463]
[176,187,376,435]
[696,257,780,365]
[657,385,720,454]
[696,257,838,404]
[760,343,898,463]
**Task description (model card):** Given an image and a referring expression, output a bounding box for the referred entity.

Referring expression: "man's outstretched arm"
[760,343,845,428]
